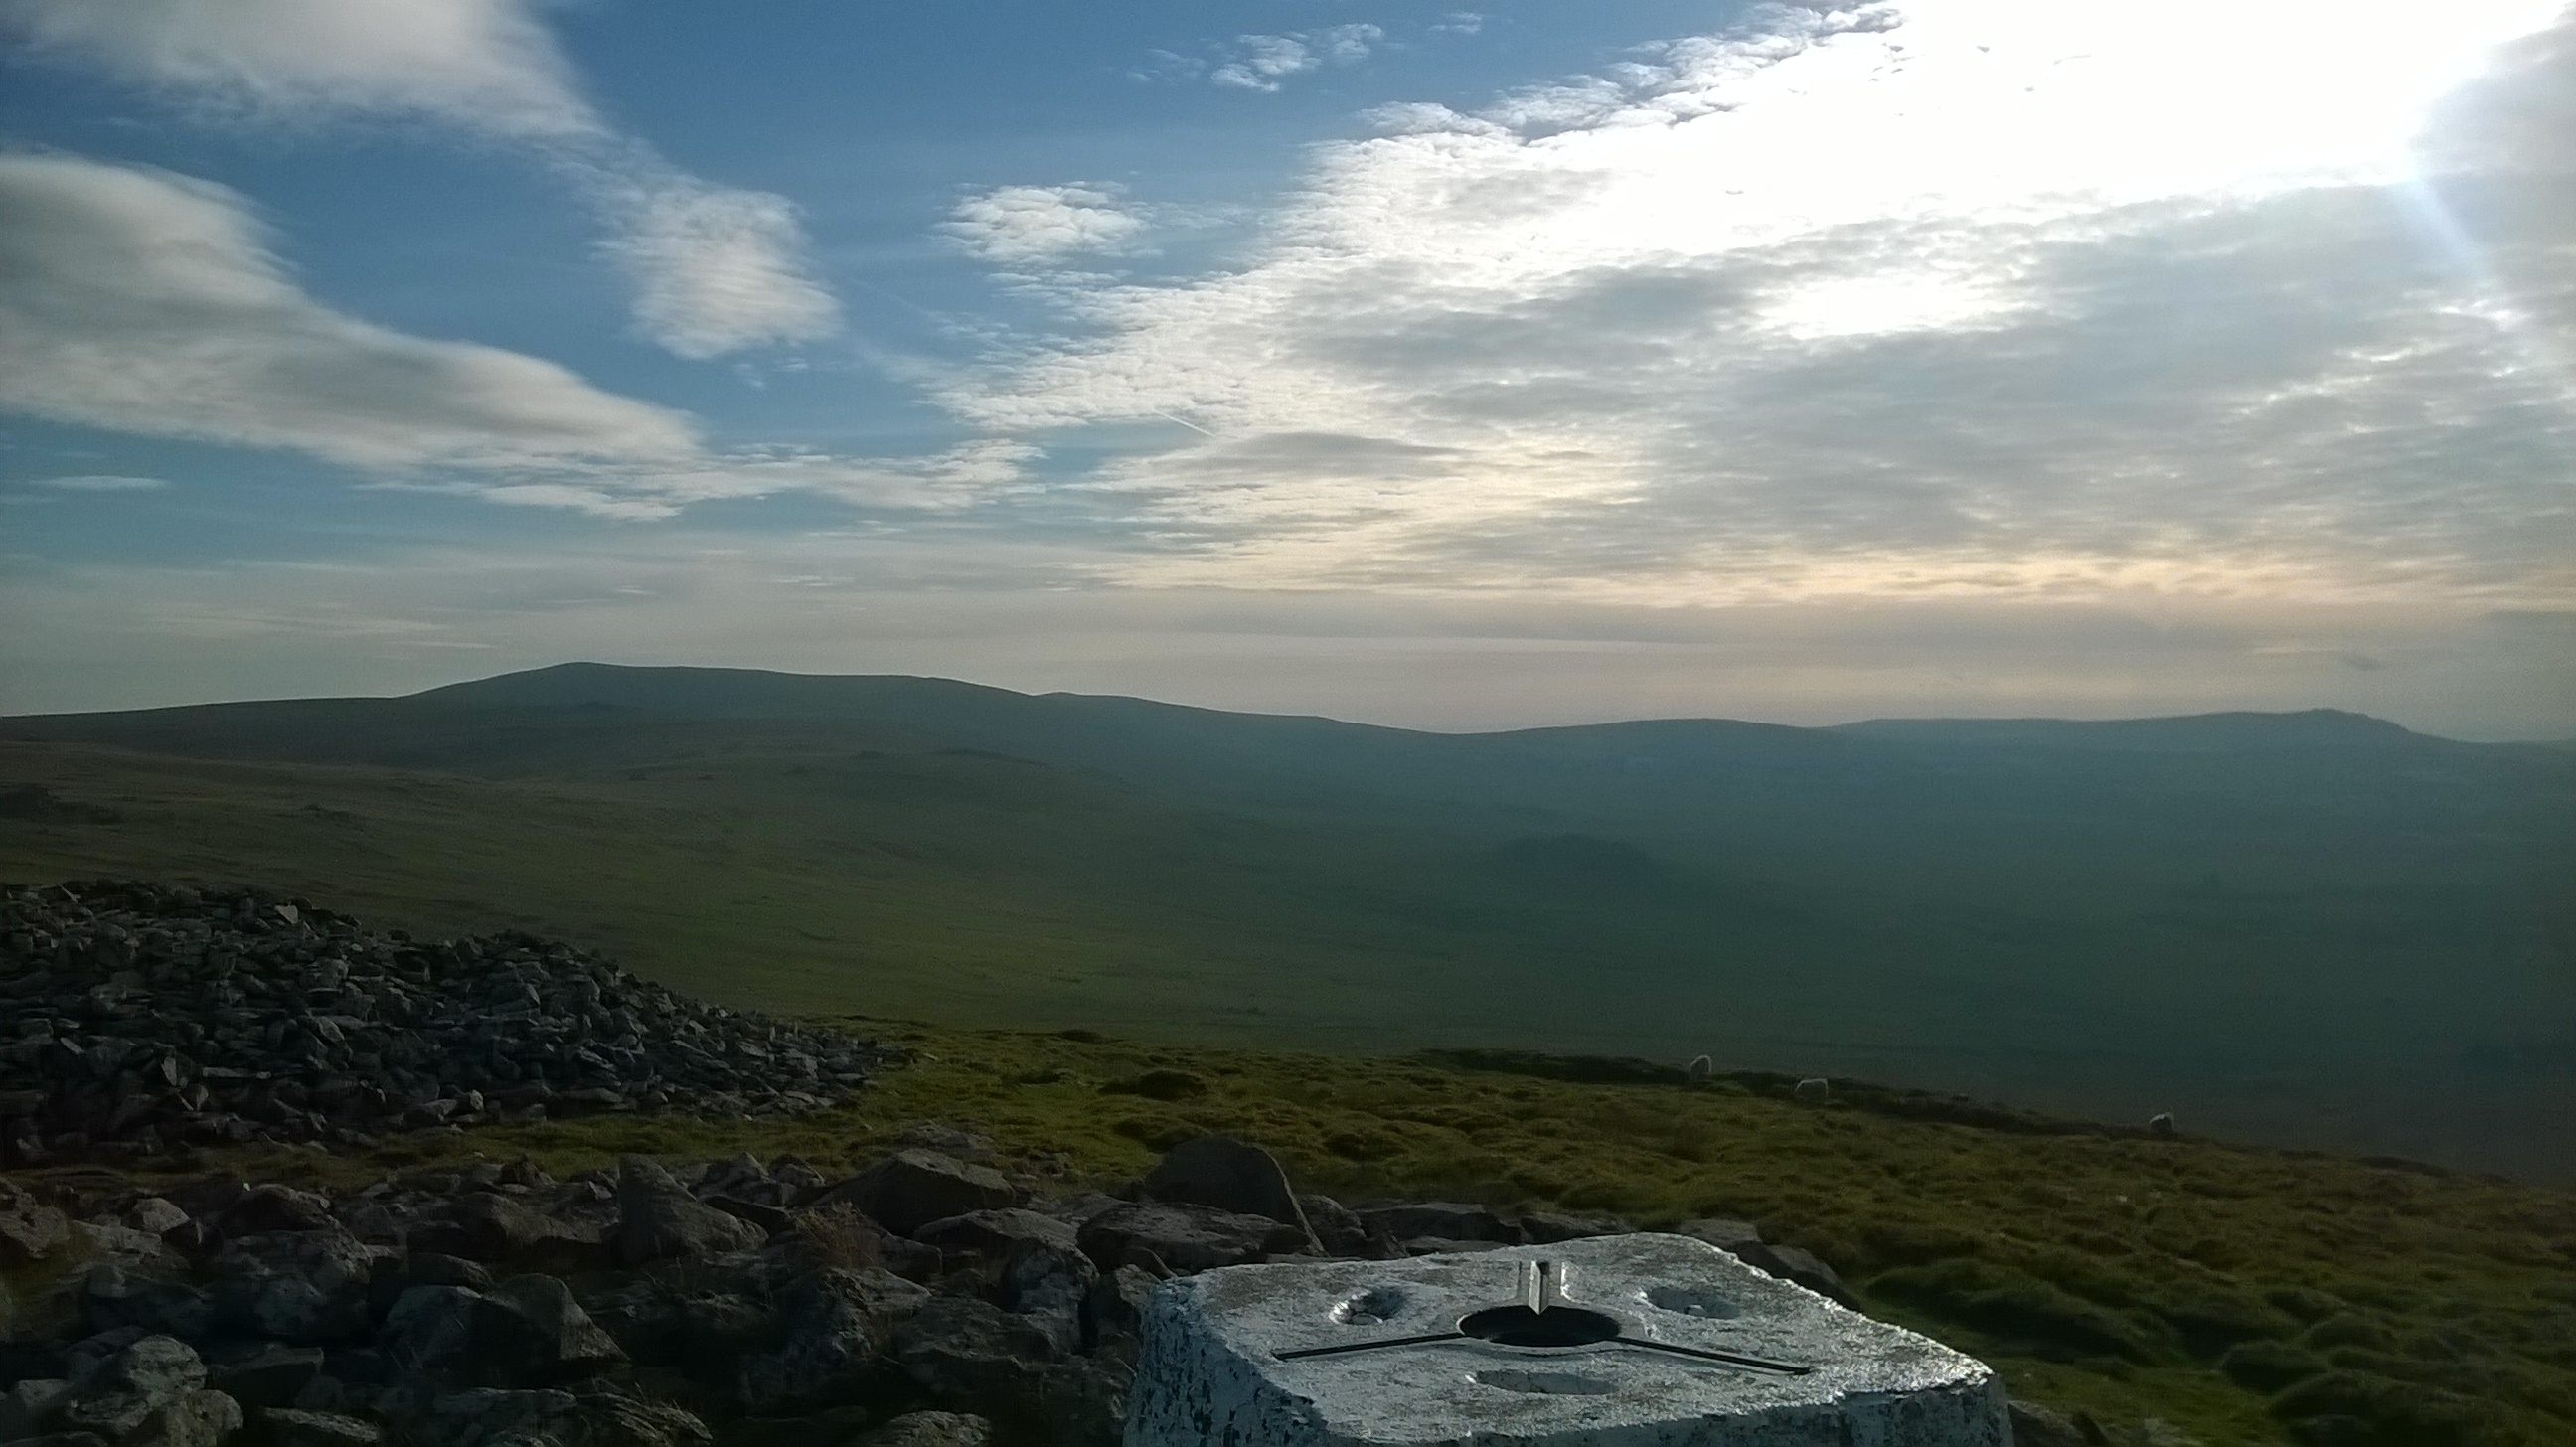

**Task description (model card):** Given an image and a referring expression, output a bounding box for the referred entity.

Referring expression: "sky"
[2,0,2571,738]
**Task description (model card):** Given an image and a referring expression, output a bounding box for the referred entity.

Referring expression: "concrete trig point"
[1125,1234,2009,1446]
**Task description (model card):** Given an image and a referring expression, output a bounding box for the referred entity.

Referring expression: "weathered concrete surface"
[1124,1234,2007,1447]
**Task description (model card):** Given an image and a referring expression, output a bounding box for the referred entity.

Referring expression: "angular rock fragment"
[218,1188,332,1238]
[910,1209,1076,1260]
[256,1408,383,1447]
[208,1345,324,1409]
[819,1152,1020,1237]
[1355,1202,1516,1245]
[1140,1138,1316,1248]
[999,1241,1097,1356]
[732,1267,930,1414]
[50,1337,241,1447]
[891,1297,1055,1405]
[851,1412,990,1447]
[1518,1210,1622,1244]
[377,1277,624,1388]
[0,1195,73,1267]
[1075,1203,1308,1274]
[81,1268,215,1342]
[206,1227,389,1344]
[1294,1196,1369,1258]
[482,1276,627,1382]
[408,1195,604,1275]
[614,1158,766,1266]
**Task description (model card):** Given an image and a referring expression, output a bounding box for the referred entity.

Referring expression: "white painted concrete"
[1124,1233,2008,1447]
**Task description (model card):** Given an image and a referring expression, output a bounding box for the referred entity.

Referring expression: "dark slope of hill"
[17,664,2562,850]
[3,663,2572,1181]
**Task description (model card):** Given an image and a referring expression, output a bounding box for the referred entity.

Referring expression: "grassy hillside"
[29,1024,2575,1447]
[4,664,2571,1181]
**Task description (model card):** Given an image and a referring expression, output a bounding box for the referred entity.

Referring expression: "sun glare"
[1483,0,2563,285]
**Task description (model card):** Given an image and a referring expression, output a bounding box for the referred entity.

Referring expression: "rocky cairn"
[1,1131,1854,1447]
[0,882,1872,1447]
[0,882,887,1167]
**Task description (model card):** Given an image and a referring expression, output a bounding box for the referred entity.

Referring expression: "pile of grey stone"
[0,881,888,1167]
[0,1132,1692,1447]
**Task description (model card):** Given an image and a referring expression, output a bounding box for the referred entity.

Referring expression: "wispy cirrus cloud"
[24,474,171,492]
[1141,23,1386,92]
[958,0,2576,611]
[0,0,839,358]
[0,153,1005,519]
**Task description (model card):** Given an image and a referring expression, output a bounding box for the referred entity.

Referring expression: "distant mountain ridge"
[433,662,2445,747]
[1832,708,2427,751]
[4,663,2537,842]
[0,660,2490,787]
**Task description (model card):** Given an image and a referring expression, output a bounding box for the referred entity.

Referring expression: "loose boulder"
[615,1158,766,1266]
[891,1297,1054,1408]
[732,1268,931,1414]
[1294,1196,1370,1258]
[1520,1211,1622,1244]
[406,1388,702,1447]
[483,1276,627,1383]
[1674,1218,1765,1256]
[1075,1204,1307,1274]
[1741,1243,1855,1307]
[819,1152,1020,1237]
[0,1191,72,1267]
[910,1209,1077,1260]
[408,1195,604,1275]
[206,1227,390,1344]
[2006,1399,2092,1447]
[51,1337,241,1447]
[1355,1203,1516,1245]
[1000,1241,1098,1356]
[81,1268,216,1342]
[257,1408,383,1447]
[208,1346,324,1410]
[1138,1138,1316,1249]
[853,1412,990,1447]
[217,1188,333,1238]
[378,1277,625,1388]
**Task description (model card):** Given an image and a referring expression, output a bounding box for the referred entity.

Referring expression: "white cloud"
[26,474,170,491]
[582,158,842,358]
[0,0,839,358]
[0,153,699,472]
[0,0,596,138]
[943,185,1147,266]
[0,154,995,517]
[951,0,2576,611]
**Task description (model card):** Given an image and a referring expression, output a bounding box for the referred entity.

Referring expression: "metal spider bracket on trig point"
[1122,1233,2010,1447]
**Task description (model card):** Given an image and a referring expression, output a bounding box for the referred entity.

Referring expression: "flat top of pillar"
[1152,1233,1996,1442]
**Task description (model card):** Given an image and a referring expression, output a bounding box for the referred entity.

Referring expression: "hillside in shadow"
[4,663,2569,1180]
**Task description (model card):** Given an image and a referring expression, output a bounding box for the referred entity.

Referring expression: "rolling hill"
[3,663,2569,1180]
